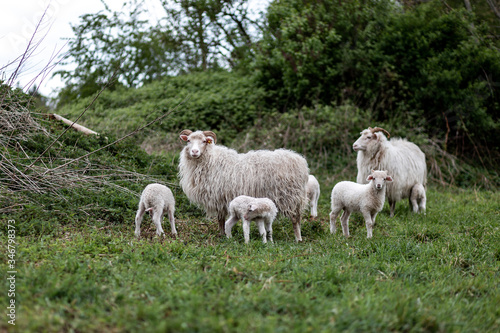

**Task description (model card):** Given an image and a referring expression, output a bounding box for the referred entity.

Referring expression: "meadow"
[2,185,499,332]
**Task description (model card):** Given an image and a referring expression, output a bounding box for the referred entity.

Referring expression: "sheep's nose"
[191,149,199,156]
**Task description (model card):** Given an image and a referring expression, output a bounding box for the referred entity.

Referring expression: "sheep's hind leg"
[152,208,165,237]
[134,205,146,238]
[266,218,273,243]
[340,210,351,237]
[292,213,302,242]
[168,207,177,235]
[389,200,396,217]
[329,208,342,234]
[224,215,239,239]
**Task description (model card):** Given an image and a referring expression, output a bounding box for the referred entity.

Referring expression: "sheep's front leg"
[242,219,251,244]
[340,210,351,237]
[257,219,267,244]
[224,215,239,239]
[218,216,226,236]
[363,211,376,239]
[135,205,146,238]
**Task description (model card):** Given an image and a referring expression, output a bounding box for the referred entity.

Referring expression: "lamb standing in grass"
[178,130,309,242]
[225,195,277,244]
[306,175,320,217]
[410,183,426,214]
[329,170,393,238]
[135,183,177,237]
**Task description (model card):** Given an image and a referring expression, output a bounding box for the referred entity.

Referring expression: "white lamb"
[225,195,277,244]
[135,183,177,237]
[410,183,426,214]
[353,127,427,217]
[329,170,393,238]
[306,175,320,217]
[178,130,309,242]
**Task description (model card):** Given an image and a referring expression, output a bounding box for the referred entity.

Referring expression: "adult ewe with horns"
[353,127,427,217]
[178,130,309,242]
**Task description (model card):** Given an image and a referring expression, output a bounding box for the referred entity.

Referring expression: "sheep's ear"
[206,136,215,144]
[386,176,393,182]
[367,175,374,181]
[248,204,257,212]
[179,129,192,142]
[203,131,217,144]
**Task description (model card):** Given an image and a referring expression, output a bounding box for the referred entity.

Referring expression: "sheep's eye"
[202,140,206,144]
[366,136,372,140]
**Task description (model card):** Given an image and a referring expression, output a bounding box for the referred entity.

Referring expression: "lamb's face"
[367,170,393,190]
[180,131,215,159]
[244,204,261,220]
[353,129,376,152]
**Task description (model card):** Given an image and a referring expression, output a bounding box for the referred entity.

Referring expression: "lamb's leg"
[419,196,427,215]
[389,200,396,217]
[329,208,341,234]
[340,210,351,237]
[224,214,239,239]
[242,219,251,244]
[167,207,177,235]
[257,219,267,244]
[266,218,273,243]
[363,211,376,239]
[134,204,146,238]
[311,194,318,218]
[152,208,165,237]
[292,213,302,242]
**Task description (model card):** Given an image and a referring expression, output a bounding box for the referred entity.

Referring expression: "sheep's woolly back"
[179,131,309,221]
[229,195,277,221]
[355,130,426,203]
[139,183,175,211]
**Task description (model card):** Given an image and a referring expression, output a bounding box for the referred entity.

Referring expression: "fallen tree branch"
[49,113,99,135]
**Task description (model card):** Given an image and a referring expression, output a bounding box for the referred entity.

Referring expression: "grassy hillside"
[2,186,499,332]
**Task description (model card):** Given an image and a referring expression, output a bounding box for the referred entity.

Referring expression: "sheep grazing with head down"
[225,195,277,244]
[306,175,320,218]
[410,183,426,214]
[353,127,427,217]
[330,170,393,238]
[135,183,176,237]
[178,130,309,242]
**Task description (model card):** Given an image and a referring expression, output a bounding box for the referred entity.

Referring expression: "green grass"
[1,187,499,332]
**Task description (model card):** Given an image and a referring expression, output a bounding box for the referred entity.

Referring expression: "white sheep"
[225,195,277,244]
[306,175,320,217]
[353,127,427,217]
[410,183,426,214]
[135,183,177,237]
[178,130,309,242]
[330,170,393,238]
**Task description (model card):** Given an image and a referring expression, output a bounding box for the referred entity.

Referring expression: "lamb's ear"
[179,129,192,142]
[248,204,257,212]
[385,176,393,182]
[366,175,374,181]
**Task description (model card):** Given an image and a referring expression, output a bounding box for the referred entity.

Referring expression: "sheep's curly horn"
[203,131,217,144]
[370,127,390,138]
[180,129,192,136]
